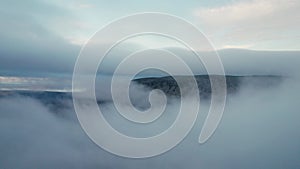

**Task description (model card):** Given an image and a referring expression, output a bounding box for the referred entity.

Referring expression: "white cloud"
[193,0,300,49]
[195,0,295,25]
[0,76,73,92]
[222,44,254,49]
[1,75,300,168]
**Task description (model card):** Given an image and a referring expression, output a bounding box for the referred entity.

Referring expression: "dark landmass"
[133,75,283,98]
[0,75,283,107]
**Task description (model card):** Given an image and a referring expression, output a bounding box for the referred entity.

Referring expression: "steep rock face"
[133,75,282,98]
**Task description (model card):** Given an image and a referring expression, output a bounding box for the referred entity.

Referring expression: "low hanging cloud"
[1,76,300,168]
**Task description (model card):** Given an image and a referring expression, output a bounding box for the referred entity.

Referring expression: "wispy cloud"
[0,76,73,92]
[193,0,300,50]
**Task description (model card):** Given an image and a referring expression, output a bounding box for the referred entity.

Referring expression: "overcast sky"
[0,0,299,76]
[1,0,299,49]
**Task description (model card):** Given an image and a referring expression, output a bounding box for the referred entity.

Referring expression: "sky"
[1,1,300,167]
[0,0,299,77]
[1,0,299,49]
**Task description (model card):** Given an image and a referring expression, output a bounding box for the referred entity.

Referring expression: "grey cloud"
[84,47,300,77]
[0,0,79,75]
[217,49,300,76]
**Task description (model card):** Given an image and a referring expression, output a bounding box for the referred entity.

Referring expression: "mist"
[1,75,300,168]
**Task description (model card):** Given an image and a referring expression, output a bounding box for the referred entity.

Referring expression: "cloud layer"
[1,77,300,168]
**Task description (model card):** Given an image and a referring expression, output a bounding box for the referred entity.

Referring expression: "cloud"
[217,49,300,76]
[0,76,73,92]
[1,48,299,79]
[0,95,106,168]
[194,0,297,26]
[0,0,79,75]
[0,0,298,77]
[193,0,300,49]
[1,75,300,168]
